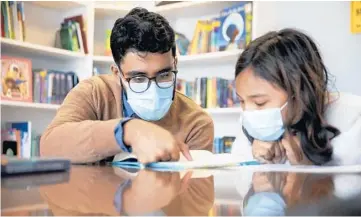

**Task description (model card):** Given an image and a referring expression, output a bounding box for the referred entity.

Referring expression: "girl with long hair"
[231,28,361,165]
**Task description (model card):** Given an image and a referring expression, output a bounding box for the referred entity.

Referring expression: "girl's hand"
[281,132,313,165]
[252,139,286,164]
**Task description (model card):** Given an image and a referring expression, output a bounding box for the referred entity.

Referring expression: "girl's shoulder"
[327,92,361,108]
[327,92,361,165]
[325,92,361,131]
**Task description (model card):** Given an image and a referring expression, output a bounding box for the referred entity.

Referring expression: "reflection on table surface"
[2,165,361,216]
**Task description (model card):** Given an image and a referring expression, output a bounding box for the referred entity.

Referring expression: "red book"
[1,6,4,37]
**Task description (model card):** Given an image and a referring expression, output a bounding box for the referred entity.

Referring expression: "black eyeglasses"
[122,70,178,93]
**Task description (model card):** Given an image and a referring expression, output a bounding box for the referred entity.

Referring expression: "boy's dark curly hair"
[110,7,176,65]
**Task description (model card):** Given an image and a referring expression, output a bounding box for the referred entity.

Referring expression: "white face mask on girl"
[240,102,288,142]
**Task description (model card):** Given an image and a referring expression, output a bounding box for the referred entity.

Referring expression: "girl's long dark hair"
[235,28,340,165]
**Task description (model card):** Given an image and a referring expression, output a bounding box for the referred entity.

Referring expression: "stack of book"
[176,78,240,109]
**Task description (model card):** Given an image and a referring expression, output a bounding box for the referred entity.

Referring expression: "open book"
[112,150,260,170]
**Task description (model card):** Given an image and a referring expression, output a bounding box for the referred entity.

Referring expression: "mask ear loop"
[172,60,177,101]
[281,101,288,110]
[116,65,129,100]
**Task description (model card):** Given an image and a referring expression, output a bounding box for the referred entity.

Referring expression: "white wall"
[255,1,361,96]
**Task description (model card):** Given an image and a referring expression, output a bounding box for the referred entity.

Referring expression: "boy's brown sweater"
[40,74,214,163]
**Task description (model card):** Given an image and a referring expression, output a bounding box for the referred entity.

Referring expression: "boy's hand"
[123,119,192,164]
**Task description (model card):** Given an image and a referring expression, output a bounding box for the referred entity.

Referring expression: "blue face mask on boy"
[125,81,174,121]
[241,102,288,142]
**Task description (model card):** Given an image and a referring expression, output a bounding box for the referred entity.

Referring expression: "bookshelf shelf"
[205,107,242,115]
[94,4,131,19]
[215,199,242,205]
[92,50,242,66]
[178,50,242,64]
[1,38,86,60]
[154,1,240,18]
[92,55,113,65]
[0,100,240,114]
[154,1,211,12]
[29,1,86,10]
[0,100,60,110]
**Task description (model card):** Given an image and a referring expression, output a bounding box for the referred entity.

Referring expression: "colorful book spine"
[176,77,240,109]
[213,136,236,154]
[32,69,79,105]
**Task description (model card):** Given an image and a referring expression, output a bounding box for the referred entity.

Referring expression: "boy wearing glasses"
[40,8,214,164]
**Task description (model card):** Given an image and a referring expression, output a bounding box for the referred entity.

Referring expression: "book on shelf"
[1,121,41,158]
[64,15,89,54]
[179,2,252,56]
[56,14,88,53]
[105,29,111,56]
[217,2,253,52]
[176,77,240,109]
[214,136,236,154]
[33,69,79,105]
[1,129,21,157]
[175,31,190,56]
[1,56,33,102]
[1,1,26,41]
[1,56,79,105]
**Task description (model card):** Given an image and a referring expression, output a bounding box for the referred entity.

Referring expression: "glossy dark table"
[2,165,361,216]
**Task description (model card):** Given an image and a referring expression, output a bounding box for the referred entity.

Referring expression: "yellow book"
[206,78,213,108]
[105,29,111,56]
[188,21,202,55]
[213,78,217,108]
[245,2,253,45]
[351,1,361,34]
[200,21,213,53]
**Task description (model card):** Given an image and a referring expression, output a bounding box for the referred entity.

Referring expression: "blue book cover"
[217,2,252,51]
[112,150,260,170]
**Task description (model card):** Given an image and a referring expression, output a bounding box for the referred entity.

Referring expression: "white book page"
[150,151,244,169]
[113,152,137,162]
[113,150,215,163]
[113,150,245,169]
[229,164,361,173]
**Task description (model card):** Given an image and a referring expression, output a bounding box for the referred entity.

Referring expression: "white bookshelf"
[0,100,60,110]
[94,4,131,19]
[1,1,250,136]
[154,1,212,13]
[29,1,87,10]
[92,55,113,65]
[205,108,242,115]
[179,49,242,62]
[1,37,86,59]
[1,99,240,115]
[92,49,242,66]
